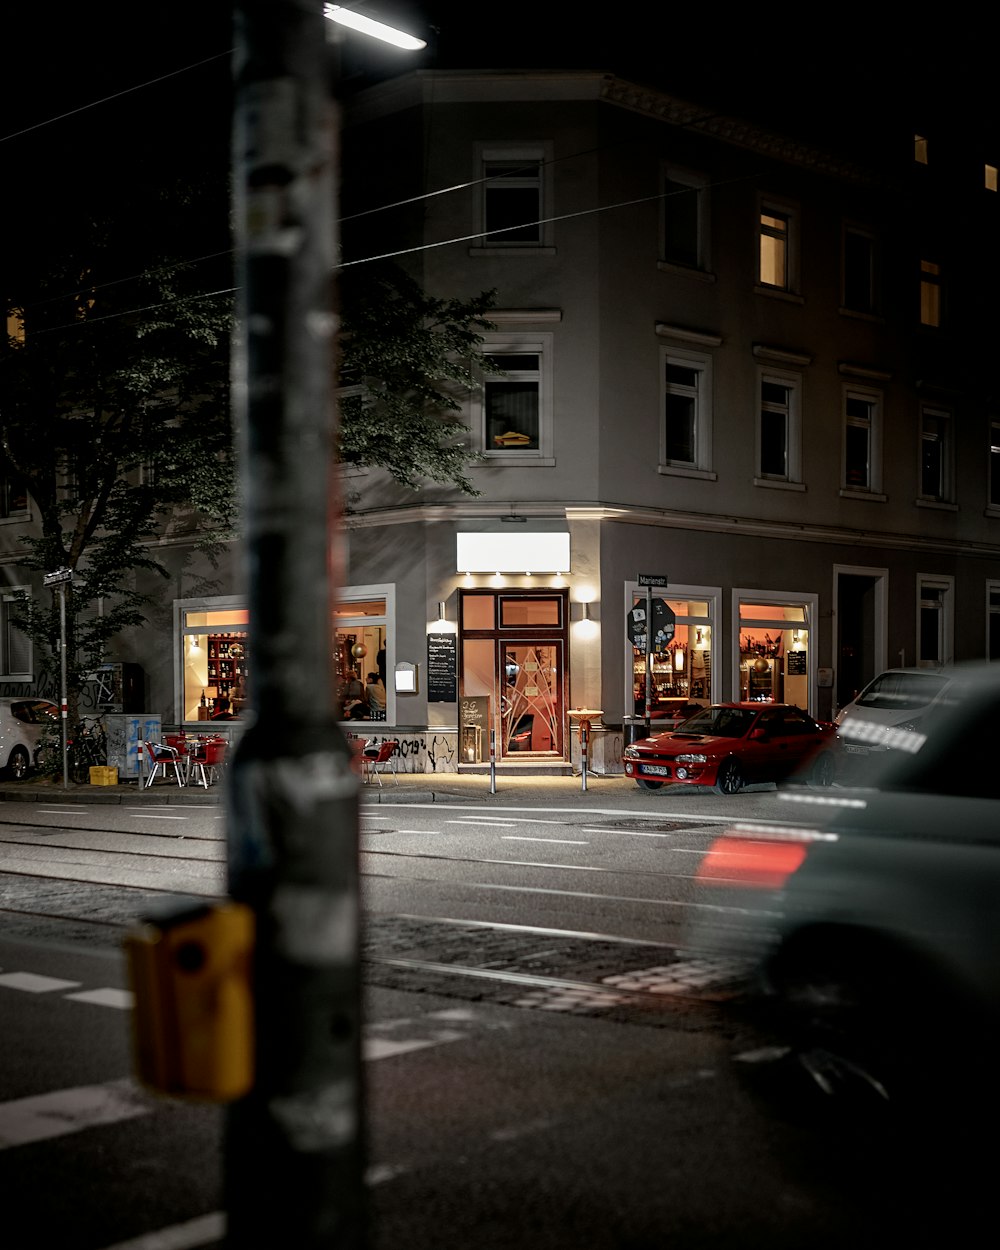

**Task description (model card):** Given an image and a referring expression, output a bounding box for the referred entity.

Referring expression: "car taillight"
[696,826,821,890]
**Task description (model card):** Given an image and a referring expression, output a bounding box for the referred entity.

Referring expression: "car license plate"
[640,764,670,776]
[843,744,874,755]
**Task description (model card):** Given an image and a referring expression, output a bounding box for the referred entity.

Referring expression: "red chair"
[188,739,227,788]
[144,741,184,788]
[363,739,399,787]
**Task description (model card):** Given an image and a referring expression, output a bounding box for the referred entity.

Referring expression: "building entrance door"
[501,641,563,757]
[459,589,569,762]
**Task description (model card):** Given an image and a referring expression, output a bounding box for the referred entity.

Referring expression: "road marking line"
[65,988,134,1009]
[580,827,675,837]
[127,815,189,821]
[501,836,589,845]
[0,1078,153,1149]
[0,972,82,993]
[445,819,518,826]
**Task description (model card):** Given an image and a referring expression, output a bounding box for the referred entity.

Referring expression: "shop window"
[735,595,814,710]
[629,591,715,720]
[335,590,390,722]
[181,605,250,722]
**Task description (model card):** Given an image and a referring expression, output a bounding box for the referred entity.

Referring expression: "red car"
[622,702,838,794]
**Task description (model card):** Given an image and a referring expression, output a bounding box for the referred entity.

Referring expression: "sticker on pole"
[627,599,675,652]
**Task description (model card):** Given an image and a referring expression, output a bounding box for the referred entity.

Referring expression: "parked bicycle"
[68,715,108,784]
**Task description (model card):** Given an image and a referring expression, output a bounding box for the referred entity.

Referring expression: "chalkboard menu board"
[427,632,457,702]
[787,650,807,675]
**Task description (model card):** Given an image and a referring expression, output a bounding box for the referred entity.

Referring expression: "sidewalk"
[0,769,652,808]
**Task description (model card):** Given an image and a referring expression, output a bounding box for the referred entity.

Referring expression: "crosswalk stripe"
[0,1078,153,1149]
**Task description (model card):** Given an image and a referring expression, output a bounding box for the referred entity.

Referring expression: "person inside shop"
[211,695,238,721]
[341,672,367,720]
[365,671,386,719]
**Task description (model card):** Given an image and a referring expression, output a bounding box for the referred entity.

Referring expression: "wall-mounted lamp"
[437,601,447,622]
[674,647,685,672]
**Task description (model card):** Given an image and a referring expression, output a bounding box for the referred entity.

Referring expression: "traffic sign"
[637,573,669,587]
[627,598,675,651]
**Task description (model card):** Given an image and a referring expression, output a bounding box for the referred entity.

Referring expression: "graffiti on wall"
[346,732,459,773]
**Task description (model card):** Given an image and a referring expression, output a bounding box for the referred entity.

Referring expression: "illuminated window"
[986,164,998,192]
[759,212,788,287]
[914,134,928,164]
[478,335,553,462]
[920,259,942,327]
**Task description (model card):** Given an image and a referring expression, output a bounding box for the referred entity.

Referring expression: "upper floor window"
[986,164,998,192]
[988,582,1000,660]
[842,225,878,315]
[843,387,882,493]
[920,259,943,327]
[914,134,929,164]
[919,405,953,502]
[660,348,713,474]
[476,335,554,464]
[0,461,28,520]
[757,196,799,294]
[473,143,552,251]
[755,369,802,486]
[990,420,1000,509]
[0,588,31,680]
[661,166,709,271]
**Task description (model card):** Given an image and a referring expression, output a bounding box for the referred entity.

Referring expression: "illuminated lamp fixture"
[323,4,427,49]
[437,601,447,621]
[674,647,685,671]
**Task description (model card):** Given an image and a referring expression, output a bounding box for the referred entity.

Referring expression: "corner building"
[335,68,1000,774]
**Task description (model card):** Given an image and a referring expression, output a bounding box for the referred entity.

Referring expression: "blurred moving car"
[622,702,837,794]
[834,666,959,777]
[0,697,59,779]
[687,660,1000,1111]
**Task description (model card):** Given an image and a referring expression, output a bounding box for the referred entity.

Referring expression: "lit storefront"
[627,585,718,720]
[734,591,816,710]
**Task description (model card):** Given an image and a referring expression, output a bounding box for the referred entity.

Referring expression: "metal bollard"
[580,718,591,792]
[489,728,496,794]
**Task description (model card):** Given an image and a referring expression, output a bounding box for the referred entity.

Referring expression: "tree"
[0,218,233,727]
[337,260,497,500]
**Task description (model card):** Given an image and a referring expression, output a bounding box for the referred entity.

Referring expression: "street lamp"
[323,4,427,49]
[42,566,73,787]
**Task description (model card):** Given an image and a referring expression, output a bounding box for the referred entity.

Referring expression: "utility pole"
[227,2,364,1246]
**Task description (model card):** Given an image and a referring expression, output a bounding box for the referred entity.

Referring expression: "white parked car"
[0,697,59,780]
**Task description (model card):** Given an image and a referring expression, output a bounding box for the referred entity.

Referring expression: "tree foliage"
[337,261,497,498]
[0,217,233,716]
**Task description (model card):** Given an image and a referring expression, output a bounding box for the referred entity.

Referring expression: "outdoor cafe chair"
[363,739,399,787]
[188,738,227,788]
[144,740,185,788]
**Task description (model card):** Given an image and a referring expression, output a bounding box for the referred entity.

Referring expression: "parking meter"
[124,900,254,1102]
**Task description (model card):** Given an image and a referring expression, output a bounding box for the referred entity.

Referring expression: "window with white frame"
[917,576,952,666]
[474,143,552,249]
[919,404,953,502]
[842,224,878,315]
[843,386,882,492]
[990,420,1000,509]
[988,582,1000,660]
[477,335,553,462]
[661,166,709,270]
[660,347,713,472]
[756,369,802,484]
[920,258,943,326]
[757,197,799,293]
[0,587,32,679]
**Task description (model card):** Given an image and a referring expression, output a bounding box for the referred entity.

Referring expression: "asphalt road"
[0,778,991,1247]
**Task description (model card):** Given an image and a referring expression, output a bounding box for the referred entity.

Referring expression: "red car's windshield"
[674,707,756,738]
